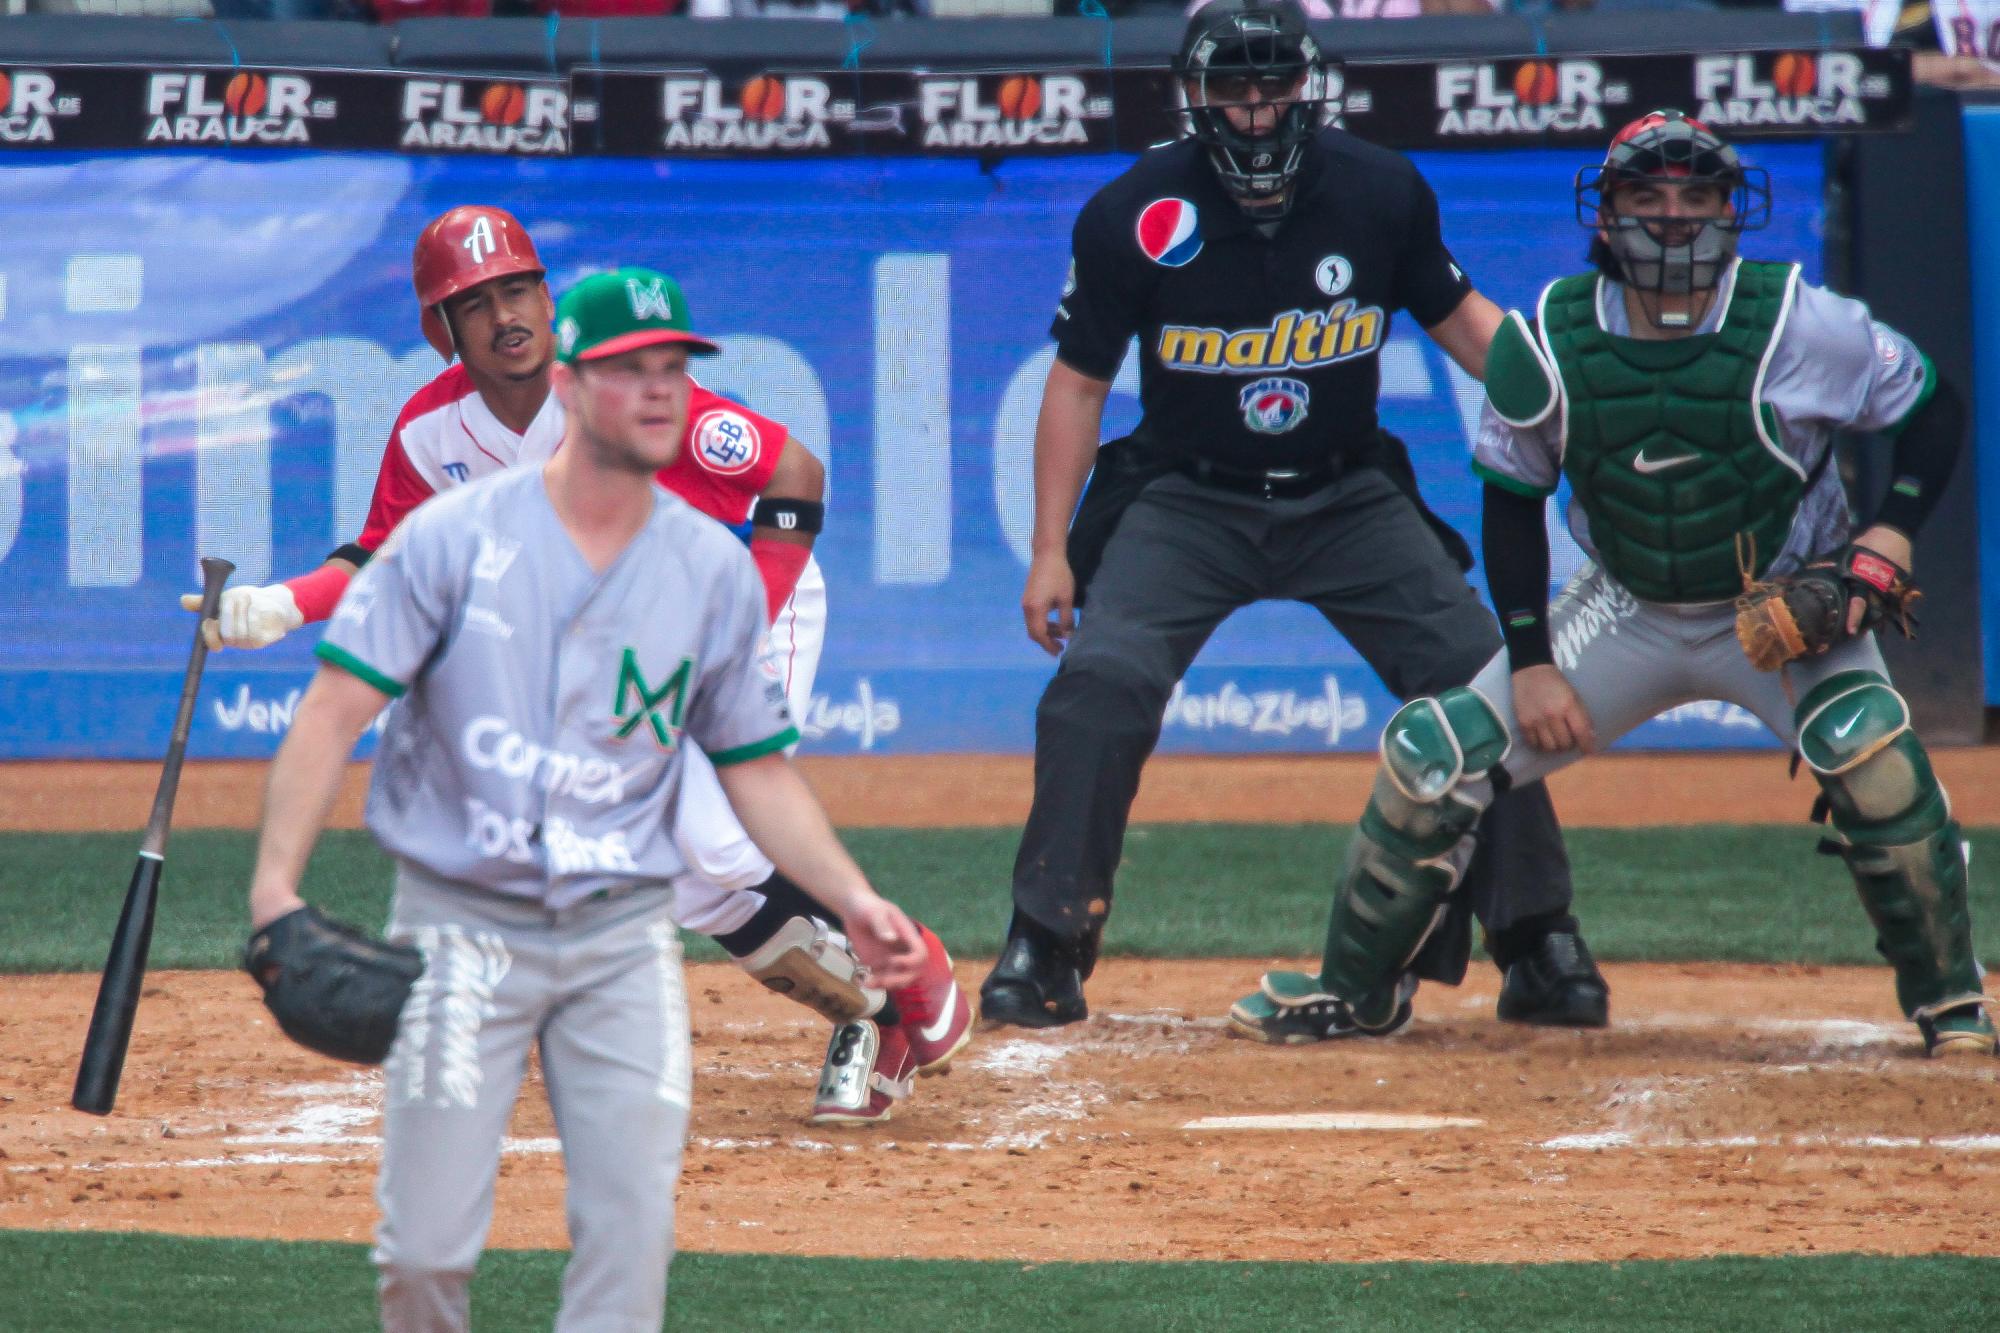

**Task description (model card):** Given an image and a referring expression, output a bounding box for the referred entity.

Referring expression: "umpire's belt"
[1179,455,1341,500]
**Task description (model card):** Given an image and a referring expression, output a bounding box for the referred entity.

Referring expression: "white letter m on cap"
[626,278,673,321]
[462,216,496,265]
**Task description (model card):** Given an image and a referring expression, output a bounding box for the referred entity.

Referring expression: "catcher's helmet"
[1575,109,1770,315]
[411,205,546,361]
[1176,0,1337,219]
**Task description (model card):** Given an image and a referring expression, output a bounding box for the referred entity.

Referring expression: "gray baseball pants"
[1473,561,1890,786]
[1014,466,1576,952]
[373,862,693,1333]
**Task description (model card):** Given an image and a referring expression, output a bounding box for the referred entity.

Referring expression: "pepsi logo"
[1136,198,1202,268]
[692,408,761,476]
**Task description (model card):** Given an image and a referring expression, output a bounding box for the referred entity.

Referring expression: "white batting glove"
[179,583,303,651]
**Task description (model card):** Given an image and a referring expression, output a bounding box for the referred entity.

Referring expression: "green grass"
[8,830,1999,1329]
[1,1231,1993,1331]
[5,824,1998,973]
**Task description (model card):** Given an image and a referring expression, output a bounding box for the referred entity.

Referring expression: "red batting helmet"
[411,205,546,361]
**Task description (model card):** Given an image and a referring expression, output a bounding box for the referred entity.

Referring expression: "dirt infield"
[10,747,2000,831]
[3,960,1996,1264]
[7,752,1998,1268]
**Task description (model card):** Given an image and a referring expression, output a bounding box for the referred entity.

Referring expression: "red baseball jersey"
[353,363,788,553]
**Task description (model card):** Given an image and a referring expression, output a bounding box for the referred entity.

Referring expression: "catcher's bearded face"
[443,272,555,384]
[558,345,691,476]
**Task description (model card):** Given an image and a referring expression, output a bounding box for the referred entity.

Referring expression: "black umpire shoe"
[978,914,1090,1029]
[1496,929,1610,1028]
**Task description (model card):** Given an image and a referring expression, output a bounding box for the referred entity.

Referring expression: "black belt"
[1179,454,1343,500]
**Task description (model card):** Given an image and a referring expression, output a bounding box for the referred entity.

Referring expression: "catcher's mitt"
[244,905,425,1064]
[1734,543,1921,672]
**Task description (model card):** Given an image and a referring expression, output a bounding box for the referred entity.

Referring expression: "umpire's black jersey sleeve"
[1051,131,1473,472]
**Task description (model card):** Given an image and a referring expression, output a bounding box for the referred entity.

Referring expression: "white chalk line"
[8,1009,1980,1177]
[1543,1132,2000,1153]
[1185,1113,1484,1132]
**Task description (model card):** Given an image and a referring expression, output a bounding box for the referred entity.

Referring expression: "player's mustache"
[492,324,533,350]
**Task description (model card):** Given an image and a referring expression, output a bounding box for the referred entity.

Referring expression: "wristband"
[283,563,355,625]
[752,497,824,535]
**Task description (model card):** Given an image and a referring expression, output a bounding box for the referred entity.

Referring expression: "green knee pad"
[1317,689,1509,1019]
[1797,672,1984,1019]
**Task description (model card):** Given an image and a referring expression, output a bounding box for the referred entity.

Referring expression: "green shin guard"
[1797,672,1985,1021]
[1315,690,1508,1024]
[1843,831,1983,1020]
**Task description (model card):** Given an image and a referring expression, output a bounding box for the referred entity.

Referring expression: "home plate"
[1182,1112,1483,1132]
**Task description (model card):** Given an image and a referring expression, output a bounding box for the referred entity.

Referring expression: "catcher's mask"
[1576,109,1771,328]
[1176,0,1339,221]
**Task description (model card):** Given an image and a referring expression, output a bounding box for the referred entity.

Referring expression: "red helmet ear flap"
[421,306,454,362]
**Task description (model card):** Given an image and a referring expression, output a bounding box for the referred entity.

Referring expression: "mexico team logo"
[1136,198,1202,268]
[1238,378,1310,434]
[692,408,762,476]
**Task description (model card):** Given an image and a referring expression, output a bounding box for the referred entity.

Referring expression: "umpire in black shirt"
[978,0,1609,1037]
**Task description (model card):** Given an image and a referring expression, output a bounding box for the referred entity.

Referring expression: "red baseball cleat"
[889,925,974,1074]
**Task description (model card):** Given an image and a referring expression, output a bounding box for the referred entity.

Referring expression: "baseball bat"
[71,555,235,1116]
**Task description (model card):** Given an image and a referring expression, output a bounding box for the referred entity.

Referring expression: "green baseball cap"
[554,267,720,364]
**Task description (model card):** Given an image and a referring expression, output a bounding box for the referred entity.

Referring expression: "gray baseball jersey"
[317,465,797,908]
[1474,260,1931,578]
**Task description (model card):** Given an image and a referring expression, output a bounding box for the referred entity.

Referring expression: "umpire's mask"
[1576,109,1772,328]
[1177,0,1337,221]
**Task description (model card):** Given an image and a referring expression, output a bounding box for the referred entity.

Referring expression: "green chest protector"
[1485,261,1809,604]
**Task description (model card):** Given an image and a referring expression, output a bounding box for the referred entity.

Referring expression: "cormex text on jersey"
[1156,301,1385,374]
[462,716,639,803]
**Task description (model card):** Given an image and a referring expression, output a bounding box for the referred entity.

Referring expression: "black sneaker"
[978,915,1089,1029]
[1496,929,1609,1028]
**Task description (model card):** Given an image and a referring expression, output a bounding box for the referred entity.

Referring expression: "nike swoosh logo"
[919,984,965,1045]
[1632,450,1701,475]
[1834,710,1863,739]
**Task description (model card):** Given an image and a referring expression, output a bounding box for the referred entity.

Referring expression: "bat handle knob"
[196,556,236,619]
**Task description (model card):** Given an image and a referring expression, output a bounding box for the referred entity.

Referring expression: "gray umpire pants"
[374,863,693,1333]
[1474,561,1891,787]
[1013,467,1575,957]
